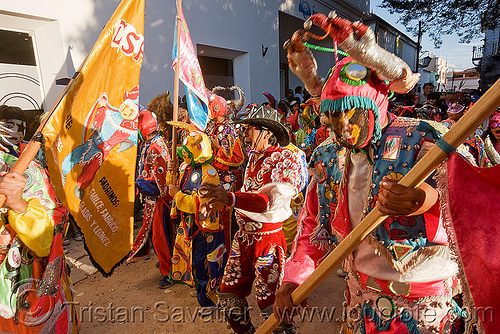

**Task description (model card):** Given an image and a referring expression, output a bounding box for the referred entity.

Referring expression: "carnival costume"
[128,110,174,282]
[0,147,77,333]
[442,98,490,167]
[217,106,302,334]
[282,12,476,333]
[169,123,226,307]
[282,143,309,254]
[484,110,500,165]
[205,86,246,252]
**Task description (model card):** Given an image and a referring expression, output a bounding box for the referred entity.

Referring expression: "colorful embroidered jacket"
[170,160,225,299]
[129,134,173,273]
[0,151,77,333]
[206,119,245,173]
[234,145,302,227]
[136,134,170,198]
[285,117,472,285]
[442,118,490,167]
[284,138,345,284]
[283,143,309,214]
[173,162,221,235]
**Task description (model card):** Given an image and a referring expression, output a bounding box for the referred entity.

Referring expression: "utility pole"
[416,20,422,73]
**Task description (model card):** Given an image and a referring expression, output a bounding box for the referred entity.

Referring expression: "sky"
[370,0,483,70]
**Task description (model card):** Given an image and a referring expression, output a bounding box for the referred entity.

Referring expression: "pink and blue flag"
[172,8,209,130]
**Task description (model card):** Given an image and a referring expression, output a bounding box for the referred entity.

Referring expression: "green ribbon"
[303,42,350,57]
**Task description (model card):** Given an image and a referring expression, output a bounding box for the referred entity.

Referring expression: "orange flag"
[42,0,145,274]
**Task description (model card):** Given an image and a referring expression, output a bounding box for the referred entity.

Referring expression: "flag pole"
[0,55,88,207]
[256,77,500,334]
[169,0,182,181]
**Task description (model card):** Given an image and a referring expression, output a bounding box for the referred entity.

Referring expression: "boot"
[218,291,255,334]
[260,305,296,334]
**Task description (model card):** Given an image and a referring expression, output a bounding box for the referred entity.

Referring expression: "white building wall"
[1,0,369,108]
[0,10,70,111]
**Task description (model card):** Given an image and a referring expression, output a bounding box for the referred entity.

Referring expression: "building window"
[198,55,234,95]
[0,29,36,66]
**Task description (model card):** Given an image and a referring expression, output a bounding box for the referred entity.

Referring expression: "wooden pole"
[0,55,88,207]
[256,77,500,334]
[170,0,182,172]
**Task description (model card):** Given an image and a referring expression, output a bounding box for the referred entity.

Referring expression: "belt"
[355,271,456,301]
[236,215,282,234]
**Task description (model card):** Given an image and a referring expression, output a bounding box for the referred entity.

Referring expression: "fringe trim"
[337,149,351,205]
[126,201,156,262]
[316,228,347,265]
[288,185,310,260]
[309,224,330,252]
[436,161,485,334]
[361,154,374,218]
[366,236,451,274]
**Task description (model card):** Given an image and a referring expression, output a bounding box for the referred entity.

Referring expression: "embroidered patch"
[256,253,274,272]
[414,138,435,162]
[382,135,402,161]
[366,276,383,292]
[338,147,347,171]
[376,296,395,318]
[315,161,327,184]
[207,168,217,177]
[191,172,200,183]
[393,243,414,261]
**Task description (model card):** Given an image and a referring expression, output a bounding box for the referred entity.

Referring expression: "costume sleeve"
[233,191,270,213]
[174,165,220,214]
[8,198,53,257]
[283,179,330,285]
[213,137,245,170]
[235,182,296,223]
[286,110,300,131]
[315,126,328,146]
[136,178,160,197]
[150,142,170,198]
[137,140,171,198]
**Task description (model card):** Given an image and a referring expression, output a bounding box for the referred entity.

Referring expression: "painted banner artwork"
[42,0,145,274]
[184,86,210,131]
[172,7,209,130]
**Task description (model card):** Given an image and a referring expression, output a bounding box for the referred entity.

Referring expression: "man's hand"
[273,282,310,323]
[168,184,180,198]
[0,172,27,213]
[199,184,229,216]
[167,160,178,174]
[376,176,426,216]
[210,135,220,151]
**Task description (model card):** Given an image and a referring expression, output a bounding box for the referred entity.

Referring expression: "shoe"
[155,261,160,268]
[158,276,173,289]
[336,268,348,277]
[63,236,71,246]
[73,230,84,242]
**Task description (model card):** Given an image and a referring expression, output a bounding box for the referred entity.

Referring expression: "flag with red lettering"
[172,7,209,130]
[42,0,145,275]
